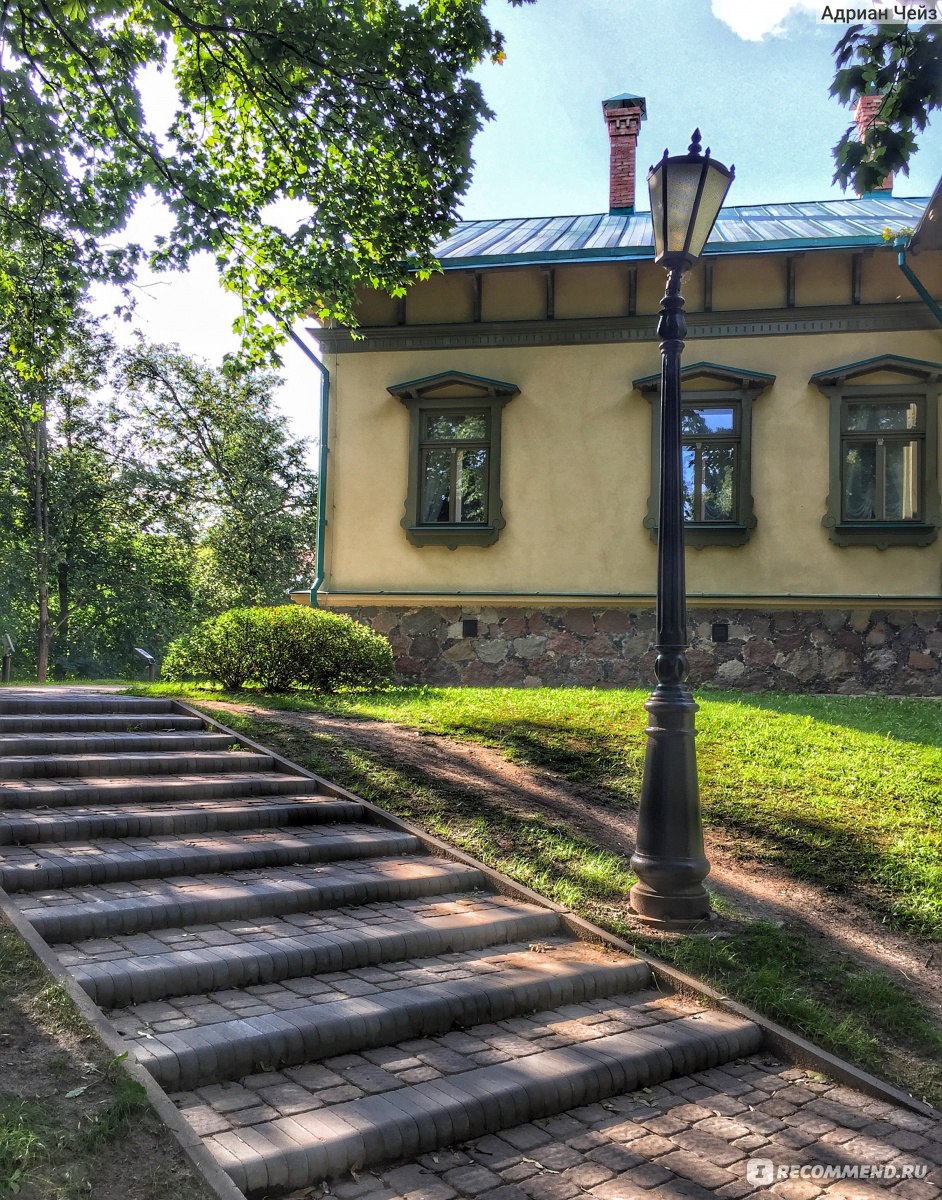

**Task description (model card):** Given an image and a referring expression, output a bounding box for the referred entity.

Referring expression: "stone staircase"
[0,689,763,1198]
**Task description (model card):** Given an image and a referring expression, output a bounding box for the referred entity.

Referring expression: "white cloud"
[711,0,820,41]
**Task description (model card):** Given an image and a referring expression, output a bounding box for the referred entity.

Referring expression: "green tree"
[1,0,528,358]
[0,229,96,679]
[831,23,941,194]
[121,345,317,611]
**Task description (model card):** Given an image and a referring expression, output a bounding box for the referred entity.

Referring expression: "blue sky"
[99,2,942,442]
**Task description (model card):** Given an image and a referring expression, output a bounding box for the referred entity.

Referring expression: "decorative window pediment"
[811,355,942,548]
[388,371,519,548]
[634,361,775,549]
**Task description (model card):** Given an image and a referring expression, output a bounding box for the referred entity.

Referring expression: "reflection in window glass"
[702,445,735,520]
[682,406,735,436]
[845,402,918,432]
[457,449,487,522]
[842,439,919,521]
[682,447,696,521]
[422,449,453,523]
[841,399,922,522]
[681,400,738,523]
[683,443,736,521]
[419,410,489,525]
[424,413,487,441]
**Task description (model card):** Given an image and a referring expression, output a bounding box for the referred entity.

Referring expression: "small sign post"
[133,647,156,684]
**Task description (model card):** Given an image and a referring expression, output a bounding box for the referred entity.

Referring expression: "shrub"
[161,605,393,692]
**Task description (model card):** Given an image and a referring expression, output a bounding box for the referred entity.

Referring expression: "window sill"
[404,524,500,549]
[825,521,939,548]
[644,519,755,548]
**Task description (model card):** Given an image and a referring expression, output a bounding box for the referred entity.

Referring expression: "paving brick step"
[203,1010,762,1196]
[128,942,653,1090]
[0,824,421,892]
[0,750,275,780]
[0,714,206,734]
[0,796,364,845]
[17,856,486,941]
[73,897,562,1006]
[0,771,319,810]
[0,731,236,756]
[0,695,175,715]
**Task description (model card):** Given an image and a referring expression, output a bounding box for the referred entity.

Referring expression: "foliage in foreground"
[831,23,941,195]
[162,606,393,692]
[0,0,534,358]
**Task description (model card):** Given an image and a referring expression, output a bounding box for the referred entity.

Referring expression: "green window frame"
[634,361,774,549]
[388,370,519,548]
[811,355,942,548]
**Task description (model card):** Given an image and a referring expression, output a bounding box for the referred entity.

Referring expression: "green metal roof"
[434,195,929,269]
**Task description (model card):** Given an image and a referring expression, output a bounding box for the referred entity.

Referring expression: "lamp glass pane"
[664,162,704,253]
[648,166,665,259]
[688,163,732,258]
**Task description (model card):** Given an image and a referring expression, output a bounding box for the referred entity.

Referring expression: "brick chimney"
[602,93,647,213]
[854,93,893,194]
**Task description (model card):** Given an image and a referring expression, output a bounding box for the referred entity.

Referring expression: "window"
[812,355,942,548]
[419,409,489,525]
[388,370,519,548]
[682,403,739,524]
[841,400,922,522]
[634,361,774,548]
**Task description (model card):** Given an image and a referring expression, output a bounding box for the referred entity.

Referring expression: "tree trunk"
[25,406,53,682]
[57,559,70,669]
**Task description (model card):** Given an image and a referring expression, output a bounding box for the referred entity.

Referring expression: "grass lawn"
[136,684,942,1107]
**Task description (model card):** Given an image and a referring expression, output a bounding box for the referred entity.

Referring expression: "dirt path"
[204,701,941,1017]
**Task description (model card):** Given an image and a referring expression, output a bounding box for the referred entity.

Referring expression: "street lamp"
[629,130,734,926]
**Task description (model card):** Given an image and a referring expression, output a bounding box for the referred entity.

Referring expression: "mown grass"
[178,703,942,1109]
[146,683,942,939]
[0,922,210,1199]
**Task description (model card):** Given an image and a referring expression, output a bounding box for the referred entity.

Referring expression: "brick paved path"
[330,1058,940,1200]
[0,690,936,1200]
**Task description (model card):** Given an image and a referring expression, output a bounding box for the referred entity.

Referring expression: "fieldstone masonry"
[338,607,942,694]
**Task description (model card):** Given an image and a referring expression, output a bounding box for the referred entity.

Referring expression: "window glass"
[419,416,490,525]
[840,399,923,522]
[701,445,736,520]
[682,406,736,436]
[845,402,918,432]
[457,449,487,522]
[421,449,453,523]
[886,440,920,519]
[683,443,736,522]
[682,447,696,522]
[423,412,487,441]
[681,401,739,523]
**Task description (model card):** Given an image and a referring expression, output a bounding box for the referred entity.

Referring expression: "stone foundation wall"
[337,605,942,694]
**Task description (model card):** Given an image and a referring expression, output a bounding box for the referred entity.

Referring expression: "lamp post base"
[629,680,712,927]
[628,879,713,927]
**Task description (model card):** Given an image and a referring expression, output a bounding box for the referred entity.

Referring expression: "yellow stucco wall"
[321,319,942,605]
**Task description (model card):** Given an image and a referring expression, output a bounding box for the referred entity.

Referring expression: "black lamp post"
[629,131,734,926]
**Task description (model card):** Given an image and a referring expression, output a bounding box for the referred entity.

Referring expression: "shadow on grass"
[700,799,941,941]
[206,699,939,940]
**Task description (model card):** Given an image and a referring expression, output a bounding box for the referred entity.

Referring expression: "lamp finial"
[688,129,702,156]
